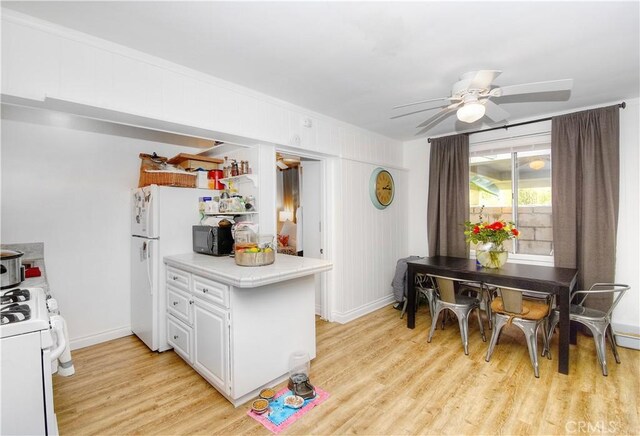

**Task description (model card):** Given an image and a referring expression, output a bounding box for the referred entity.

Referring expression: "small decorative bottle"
[223,156,230,178]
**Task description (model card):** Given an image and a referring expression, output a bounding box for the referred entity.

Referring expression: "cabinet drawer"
[167,316,193,364]
[192,274,229,308]
[167,285,192,325]
[166,266,190,291]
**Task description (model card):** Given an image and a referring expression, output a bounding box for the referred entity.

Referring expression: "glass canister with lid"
[233,223,275,266]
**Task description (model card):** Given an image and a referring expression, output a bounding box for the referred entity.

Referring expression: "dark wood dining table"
[406,256,578,375]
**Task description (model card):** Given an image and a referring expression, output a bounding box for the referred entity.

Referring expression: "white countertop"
[163,253,332,288]
[1,243,49,294]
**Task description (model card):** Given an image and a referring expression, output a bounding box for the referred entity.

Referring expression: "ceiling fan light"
[457,102,486,123]
[529,159,546,170]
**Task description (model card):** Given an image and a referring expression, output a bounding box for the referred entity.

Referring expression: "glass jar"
[244,195,256,211]
[233,223,258,248]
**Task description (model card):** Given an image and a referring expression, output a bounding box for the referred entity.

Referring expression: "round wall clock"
[369,167,395,209]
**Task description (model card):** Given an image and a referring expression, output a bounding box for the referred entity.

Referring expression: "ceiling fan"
[276,153,300,170]
[391,70,573,135]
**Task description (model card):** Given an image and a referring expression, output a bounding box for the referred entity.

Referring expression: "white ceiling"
[3,1,638,141]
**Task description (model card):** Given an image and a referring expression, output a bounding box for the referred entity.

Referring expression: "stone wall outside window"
[469,206,552,255]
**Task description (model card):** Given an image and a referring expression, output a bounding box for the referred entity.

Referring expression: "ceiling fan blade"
[468,70,502,90]
[392,96,451,110]
[415,107,457,135]
[492,78,573,97]
[483,99,510,122]
[416,103,460,128]
[390,105,446,120]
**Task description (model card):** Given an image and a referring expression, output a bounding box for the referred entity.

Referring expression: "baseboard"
[331,294,396,324]
[70,326,133,351]
[612,323,640,350]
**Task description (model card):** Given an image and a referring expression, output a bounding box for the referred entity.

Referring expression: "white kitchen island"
[163,253,332,407]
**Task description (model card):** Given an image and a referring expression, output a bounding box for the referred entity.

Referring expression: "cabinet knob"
[202,288,209,293]
[172,275,178,280]
[189,300,194,305]
[172,301,179,306]
[173,335,179,340]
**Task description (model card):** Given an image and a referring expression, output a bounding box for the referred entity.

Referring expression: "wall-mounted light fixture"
[529,159,546,170]
[278,211,293,222]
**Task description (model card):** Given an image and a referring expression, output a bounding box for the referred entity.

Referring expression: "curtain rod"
[427,101,626,143]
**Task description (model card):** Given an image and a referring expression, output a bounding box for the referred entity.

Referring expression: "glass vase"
[476,242,508,268]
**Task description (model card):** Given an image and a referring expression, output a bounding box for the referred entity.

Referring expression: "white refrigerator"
[131,185,208,352]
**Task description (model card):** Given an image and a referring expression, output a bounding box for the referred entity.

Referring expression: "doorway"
[275,151,326,317]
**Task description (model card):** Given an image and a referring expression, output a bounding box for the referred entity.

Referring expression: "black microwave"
[192,225,233,256]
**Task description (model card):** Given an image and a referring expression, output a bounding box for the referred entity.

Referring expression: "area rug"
[247,386,330,434]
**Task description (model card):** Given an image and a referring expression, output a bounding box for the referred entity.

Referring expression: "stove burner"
[1,289,31,305]
[1,303,31,325]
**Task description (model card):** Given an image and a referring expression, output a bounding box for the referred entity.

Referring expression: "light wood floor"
[54,305,639,435]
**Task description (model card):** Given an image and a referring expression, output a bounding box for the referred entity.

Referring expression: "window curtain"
[282,168,299,222]
[551,105,620,311]
[427,134,469,257]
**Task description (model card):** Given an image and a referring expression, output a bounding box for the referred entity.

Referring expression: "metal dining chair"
[545,283,630,376]
[459,281,497,329]
[401,273,436,320]
[485,286,553,378]
[427,275,486,355]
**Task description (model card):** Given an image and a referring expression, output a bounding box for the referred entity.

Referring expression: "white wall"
[0,108,203,348]
[403,139,429,256]
[332,160,409,321]
[613,98,640,347]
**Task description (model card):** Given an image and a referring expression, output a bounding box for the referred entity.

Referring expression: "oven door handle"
[49,315,67,362]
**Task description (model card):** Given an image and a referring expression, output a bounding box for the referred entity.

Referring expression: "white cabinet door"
[167,316,193,364]
[166,285,193,325]
[58,38,112,107]
[1,21,60,100]
[109,55,162,118]
[182,77,215,129]
[193,299,229,394]
[161,69,187,124]
[211,86,241,134]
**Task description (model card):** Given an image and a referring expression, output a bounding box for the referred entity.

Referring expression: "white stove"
[1,286,71,435]
[1,287,50,337]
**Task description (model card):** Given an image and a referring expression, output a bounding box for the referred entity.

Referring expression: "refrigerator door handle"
[145,240,153,296]
[144,186,156,238]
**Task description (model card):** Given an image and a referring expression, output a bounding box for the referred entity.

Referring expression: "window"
[469,129,553,258]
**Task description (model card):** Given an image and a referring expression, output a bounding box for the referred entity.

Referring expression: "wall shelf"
[219,174,258,188]
[204,211,259,216]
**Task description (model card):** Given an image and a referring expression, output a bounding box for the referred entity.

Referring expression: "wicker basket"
[138,153,196,188]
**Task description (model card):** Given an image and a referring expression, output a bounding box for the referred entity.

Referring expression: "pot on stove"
[1,250,25,289]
